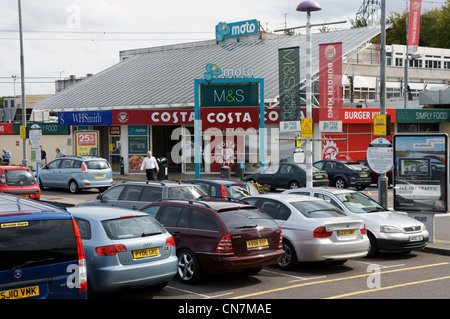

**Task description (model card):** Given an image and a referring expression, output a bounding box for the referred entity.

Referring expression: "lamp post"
[297,0,321,188]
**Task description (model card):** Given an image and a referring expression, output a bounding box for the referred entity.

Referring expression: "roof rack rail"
[155,198,212,209]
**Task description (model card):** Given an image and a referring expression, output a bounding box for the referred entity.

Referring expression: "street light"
[297,0,321,188]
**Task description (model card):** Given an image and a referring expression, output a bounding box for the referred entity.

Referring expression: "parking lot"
[34,173,450,303]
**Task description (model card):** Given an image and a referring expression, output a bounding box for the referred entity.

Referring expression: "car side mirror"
[96,194,103,200]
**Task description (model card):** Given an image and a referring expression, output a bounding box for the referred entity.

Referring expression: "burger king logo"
[412,1,420,10]
[325,45,336,60]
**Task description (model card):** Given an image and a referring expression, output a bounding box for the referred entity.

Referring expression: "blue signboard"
[215,19,259,42]
[58,110,112,126]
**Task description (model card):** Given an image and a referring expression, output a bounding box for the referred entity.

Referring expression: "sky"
[0,0,445,97]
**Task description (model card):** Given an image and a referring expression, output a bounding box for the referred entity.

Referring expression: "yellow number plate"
[360,173,368,177]
[315,175,323,179]
[0,286,39,299]
[246,238,269,249]
[95,174,106,178]
[338,229,355,237]
[132,248,159,259]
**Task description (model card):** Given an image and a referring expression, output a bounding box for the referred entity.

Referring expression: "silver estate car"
[282,188,429,257]
[39,156,113,193]
[68,206,177,295]
[243,194,369,269]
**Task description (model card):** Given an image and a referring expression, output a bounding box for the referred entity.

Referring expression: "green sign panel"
[396,109,450,123]
[13,122,70,135]
[200,83,259,107]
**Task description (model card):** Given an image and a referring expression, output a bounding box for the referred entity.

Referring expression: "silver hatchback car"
[68,206,177,295]
[39,156,113,193]
[282,188,429,257]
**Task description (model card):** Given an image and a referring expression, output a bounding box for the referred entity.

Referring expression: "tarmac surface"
[40,171,450,257]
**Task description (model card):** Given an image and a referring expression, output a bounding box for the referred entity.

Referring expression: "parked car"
[0,166,41,199]
[243,163,329,190]
[0,194,87,299]
[38,156,113,194]
[314,159,371,190]
[282,187,429,256]
[139,199,284,284]
[68,206,177,295]
[356,158,393,185]
[186,178,259,199]
[243,194,369,269]
[77,181,206,210]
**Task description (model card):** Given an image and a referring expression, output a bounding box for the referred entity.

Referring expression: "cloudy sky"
[0,0,444,97]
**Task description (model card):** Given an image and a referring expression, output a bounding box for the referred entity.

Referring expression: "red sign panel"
[319,42,342,132]
[112,109,195,125]
[0,123,13,135]
[408,0,422,49]
[342,108,396,123]
[201,107,259,130]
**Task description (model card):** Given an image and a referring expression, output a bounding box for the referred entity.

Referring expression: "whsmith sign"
[215,19,259,42]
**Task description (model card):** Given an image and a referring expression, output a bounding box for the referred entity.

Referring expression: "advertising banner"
[75,130,99,157]
[408,0,422,52]
[393,133,448,213]
[278,47,301,127]
[319,43,342,132]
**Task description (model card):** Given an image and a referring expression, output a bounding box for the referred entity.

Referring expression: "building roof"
[31,27,382,112]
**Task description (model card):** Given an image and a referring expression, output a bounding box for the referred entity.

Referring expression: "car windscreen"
[219,208,279,233]
[85,160,110,170]
[4,170,35,186]
[102,215,165,240]
[168,186,205,199]
[290,200,347,218]
[335,192,386,213]
[0,219,78,271]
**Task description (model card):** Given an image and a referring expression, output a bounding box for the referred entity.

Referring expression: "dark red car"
[139,199,284,284]
[0,166,41,199]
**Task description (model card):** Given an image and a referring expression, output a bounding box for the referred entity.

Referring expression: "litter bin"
[120,157,125,175]
[157,157,168,180]
[220,165,231,179]
[235,162,244,180]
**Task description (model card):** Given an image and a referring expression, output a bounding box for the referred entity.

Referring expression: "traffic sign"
[301,118,313,138]
[366,138,393,174]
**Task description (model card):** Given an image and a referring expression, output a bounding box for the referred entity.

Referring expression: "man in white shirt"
[140,151,159,180]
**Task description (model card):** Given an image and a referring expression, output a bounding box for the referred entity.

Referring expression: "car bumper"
[292,237,370,262]
[197,250,285,273]
[1,188,41,199]
[313,180,329,187]
[375,231,430,253]
[348,177,372,186]
[88,255,178,293]
[77,178,114,190]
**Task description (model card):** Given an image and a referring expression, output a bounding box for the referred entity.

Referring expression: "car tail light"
[72,220,88,293]
[81,163,88,172]
[215,234,233,254]
[165,236,176,247]
[278,230,283,249]
[0,172,5,184]
[220,184,227,198]
[360,224,367,235]
[313,226,333,238]
[95,244,127,256]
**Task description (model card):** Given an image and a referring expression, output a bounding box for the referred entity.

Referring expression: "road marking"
[261,269,327,282]
[167,286,234,299]
[353,260,405,269]
[230,262,449,299]
[326,275,450,299]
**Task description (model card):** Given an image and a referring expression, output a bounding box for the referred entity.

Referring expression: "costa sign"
[201,107,259,130]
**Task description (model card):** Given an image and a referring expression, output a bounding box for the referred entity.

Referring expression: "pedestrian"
[40,145,47,167]
[2,149,11,165]
[55,148,64,158]
[140,151,159,181]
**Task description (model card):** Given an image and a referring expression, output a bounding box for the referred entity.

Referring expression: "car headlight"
[380,225,403,233]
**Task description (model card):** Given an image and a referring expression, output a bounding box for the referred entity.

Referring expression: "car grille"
[403,226,422,233]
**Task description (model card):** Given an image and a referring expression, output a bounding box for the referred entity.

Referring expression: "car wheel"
[177,249,202,284]
[334,177,347,189]
[69,180,80,194]
[288,181,300,189]
[356,185,366,190]
[278,240,298,270]
[366,232,379,258]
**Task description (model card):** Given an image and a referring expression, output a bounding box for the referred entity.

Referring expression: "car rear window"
[0,219,78,271]
[218,208,279,233]
[3,170,35,186]
[291,201,347,218]
[168,186,204,199]
[85,160,110,170]
[102,215,165,240]
[227,184,259,198]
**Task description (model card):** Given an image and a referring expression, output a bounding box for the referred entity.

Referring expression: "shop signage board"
[395,109,450,123]
[200,83,259,107]
[58,110,112,126]
[215,19,259,42]
[393,133,448,213]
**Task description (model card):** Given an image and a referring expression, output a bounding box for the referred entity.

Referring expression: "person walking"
[40,145,47,168]
[140,151,159,181]
[2,149,11,165]
[55,148,64,158]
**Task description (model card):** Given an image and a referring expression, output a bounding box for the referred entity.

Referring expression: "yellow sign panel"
[374,114,387,136]
[20,125,26,139]
[301,118,313,138]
